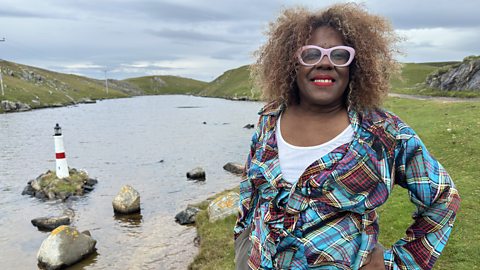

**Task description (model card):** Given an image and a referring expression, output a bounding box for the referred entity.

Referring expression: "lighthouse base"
[22,168,98,201]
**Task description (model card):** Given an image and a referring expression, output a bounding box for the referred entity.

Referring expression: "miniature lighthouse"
[54,123,70,178]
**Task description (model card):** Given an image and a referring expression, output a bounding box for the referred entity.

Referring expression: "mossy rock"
[23,168,98,201]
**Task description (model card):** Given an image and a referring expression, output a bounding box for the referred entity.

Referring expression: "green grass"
[190,98,480,270]
[199,65,260,100]
[124,75,207,95]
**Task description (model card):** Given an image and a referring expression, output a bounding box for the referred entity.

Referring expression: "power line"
[1,37,5,96]
[104,69,109,95]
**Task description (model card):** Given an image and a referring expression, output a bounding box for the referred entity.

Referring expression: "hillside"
[0,60,138,113]
[389,61,480,98]
[124,75,207,95]
[199,65,260,100]
[425,56,480,92]
[2,59,478,113]
[390,62,458,89]
[0,61,206,113]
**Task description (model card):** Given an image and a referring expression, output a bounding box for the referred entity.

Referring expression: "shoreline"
[0,93,260,114]
[3,91,480,114]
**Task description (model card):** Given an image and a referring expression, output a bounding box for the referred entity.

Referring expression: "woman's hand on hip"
[359,243,385,270]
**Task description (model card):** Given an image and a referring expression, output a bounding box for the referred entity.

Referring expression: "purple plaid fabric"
[234,101,460,270]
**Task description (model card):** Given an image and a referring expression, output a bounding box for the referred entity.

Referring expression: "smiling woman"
[234,3,460,270]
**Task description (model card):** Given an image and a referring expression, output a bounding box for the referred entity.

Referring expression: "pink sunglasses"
[297,45,355,67]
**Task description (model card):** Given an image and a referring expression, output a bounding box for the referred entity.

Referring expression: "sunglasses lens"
[300,48,322,65]
[330,48,351,66]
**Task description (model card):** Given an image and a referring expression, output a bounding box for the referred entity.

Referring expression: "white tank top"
[276,114,354,184]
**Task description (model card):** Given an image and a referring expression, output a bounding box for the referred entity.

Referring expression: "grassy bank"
[189,97,480,270]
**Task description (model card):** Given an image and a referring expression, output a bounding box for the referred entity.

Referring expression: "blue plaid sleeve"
[234,117,262,239]
[385,134,461,270]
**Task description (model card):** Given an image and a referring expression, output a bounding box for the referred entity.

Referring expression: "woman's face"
[295,26,350,109]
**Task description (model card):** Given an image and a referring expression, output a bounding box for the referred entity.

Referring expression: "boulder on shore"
[37,225,96,270]
[32,216,71,231]
[0,100,31,112]
[208,191,240,222]
[223,162,244,175]
[186,167,206,181]
[175,206,201,225]
[112,185,141,214]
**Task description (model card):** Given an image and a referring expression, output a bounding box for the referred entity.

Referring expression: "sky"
[0,0,479,82]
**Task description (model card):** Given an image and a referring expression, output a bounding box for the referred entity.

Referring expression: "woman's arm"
[233,118,262,239]
[384,135,460,269]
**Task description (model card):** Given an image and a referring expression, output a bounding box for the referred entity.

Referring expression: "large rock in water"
[112,185,141,214]
[223,162,244,175]
[37,226,96,270]
[32,216,71,231]
[186,167,206,181]
[175,206,201,225]
[426,56,480,91]
[208,191,240,222]
[22,169,98,201]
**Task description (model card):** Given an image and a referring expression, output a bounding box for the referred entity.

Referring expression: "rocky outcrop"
[426,56,480,91]
[208,191,239,222]
[186,167,206,181]
[0,100,31,112]
[22,169,98,201]
[223,162,244,175]
[112,185,141,214]
[37,226,96,270]
[175,206,201,225]
[32,216,71,231]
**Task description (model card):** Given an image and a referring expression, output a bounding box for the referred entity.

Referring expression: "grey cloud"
[0,8,63,19]
[367,0,480,29]
[52,0,231,23]
[146,28,247,45]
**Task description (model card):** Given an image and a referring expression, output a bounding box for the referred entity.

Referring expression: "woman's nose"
[314,55,334,69]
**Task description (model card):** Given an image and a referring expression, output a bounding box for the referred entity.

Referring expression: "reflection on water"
[0,95,262,269]
[114,213,143,228]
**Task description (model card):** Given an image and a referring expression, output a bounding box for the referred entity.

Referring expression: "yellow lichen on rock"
[51,225,69,236]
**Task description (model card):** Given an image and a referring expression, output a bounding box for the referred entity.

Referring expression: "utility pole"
[0,37,5,96]
[104,69,109,95]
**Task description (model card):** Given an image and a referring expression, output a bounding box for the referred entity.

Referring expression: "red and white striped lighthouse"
[54,123,70,178]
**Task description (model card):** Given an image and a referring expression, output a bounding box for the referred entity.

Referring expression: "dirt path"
[389,93,480,102]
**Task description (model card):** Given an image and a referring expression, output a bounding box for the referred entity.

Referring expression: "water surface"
[0,95,262,269]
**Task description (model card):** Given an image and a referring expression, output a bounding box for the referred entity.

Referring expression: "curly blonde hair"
[251,3,401,110]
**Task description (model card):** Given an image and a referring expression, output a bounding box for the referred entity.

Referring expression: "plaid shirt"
[234,101,460,270]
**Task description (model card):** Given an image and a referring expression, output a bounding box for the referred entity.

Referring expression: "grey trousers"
[234,226,253,270]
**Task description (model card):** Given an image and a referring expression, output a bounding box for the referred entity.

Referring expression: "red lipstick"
[311,75,335,87]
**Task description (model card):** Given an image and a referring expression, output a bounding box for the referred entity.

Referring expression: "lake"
[0,95,262,269]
